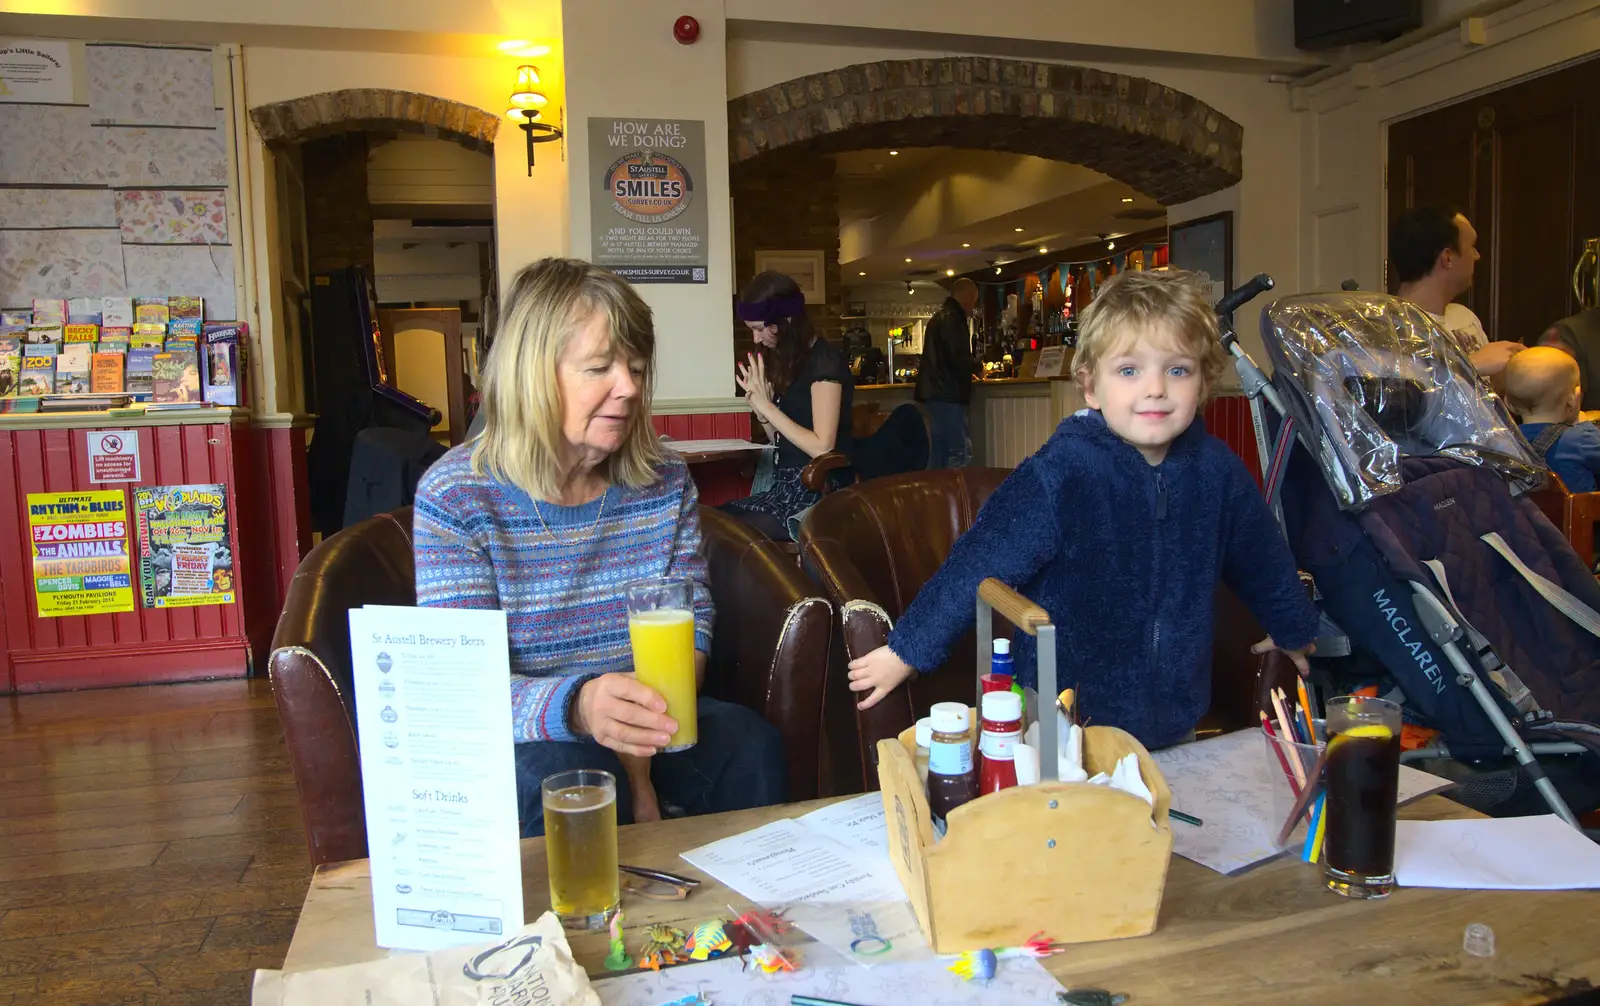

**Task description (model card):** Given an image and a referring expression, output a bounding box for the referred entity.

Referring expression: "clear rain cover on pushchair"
[1261,292,1544,509]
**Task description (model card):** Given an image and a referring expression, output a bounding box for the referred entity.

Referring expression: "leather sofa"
[798,467,1277,793]
[269,505,835,868]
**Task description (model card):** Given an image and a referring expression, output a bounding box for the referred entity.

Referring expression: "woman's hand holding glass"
[574,673,678,757]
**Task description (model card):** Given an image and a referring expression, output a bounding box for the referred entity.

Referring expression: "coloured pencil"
[1278,687,1307,746]
[1296,677,1317,744]
[1270,689,1308,787]
[1275,743,1332,846]
[1168,809,1203,826]
[1300,793,1326,862]
[1260,711,1302,797]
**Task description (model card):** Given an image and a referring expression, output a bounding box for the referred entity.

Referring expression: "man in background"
[1390,204,1523,376]
[917,277,980,467]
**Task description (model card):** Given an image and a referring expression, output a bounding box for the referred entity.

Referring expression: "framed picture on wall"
[1167,211,1234,310]
[753,250,826,304]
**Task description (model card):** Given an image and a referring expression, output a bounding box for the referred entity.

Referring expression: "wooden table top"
[282,794,1600,1004]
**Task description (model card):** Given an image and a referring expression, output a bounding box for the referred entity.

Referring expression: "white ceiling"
[832,147,1166,288]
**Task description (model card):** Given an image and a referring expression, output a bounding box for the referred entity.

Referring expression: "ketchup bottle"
[978,691,1022,794]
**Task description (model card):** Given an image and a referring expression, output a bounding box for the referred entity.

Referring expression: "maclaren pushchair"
[1216,279,1600,829]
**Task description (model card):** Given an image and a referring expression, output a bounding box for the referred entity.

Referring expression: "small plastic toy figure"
[687,920,732,961]
[948,948,998,983]
[637,923,690,971]
[603,911,630,971]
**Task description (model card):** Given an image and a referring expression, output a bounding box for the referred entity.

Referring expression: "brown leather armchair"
[698,507,835,800]
[1530,471,1600,568]
[269,508,414,869]
[799,467,1283,793]
[269,505,837,868]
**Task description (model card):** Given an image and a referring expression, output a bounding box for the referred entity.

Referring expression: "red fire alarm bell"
[674,15,700,44]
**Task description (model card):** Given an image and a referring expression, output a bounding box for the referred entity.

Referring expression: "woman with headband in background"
[721,271,853,540]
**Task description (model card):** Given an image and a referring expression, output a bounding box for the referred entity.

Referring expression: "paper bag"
[252,912,600,1006]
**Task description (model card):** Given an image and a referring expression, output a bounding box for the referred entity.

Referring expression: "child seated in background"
[845,270,1321,752]
[1505,346,1600,492]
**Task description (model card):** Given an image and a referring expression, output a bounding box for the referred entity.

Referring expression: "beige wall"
[0,1,559,46]
[1298,0,1600,315]
[562,0,737,407]
[723,0,1312,71]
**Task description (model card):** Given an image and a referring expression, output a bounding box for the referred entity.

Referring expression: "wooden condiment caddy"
[875,579,1175,953]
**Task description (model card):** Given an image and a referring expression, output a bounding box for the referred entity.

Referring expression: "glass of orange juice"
[625,576,698,752]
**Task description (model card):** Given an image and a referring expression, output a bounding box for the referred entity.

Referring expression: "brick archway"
[729,58,1241,204]
[249,89,499,153]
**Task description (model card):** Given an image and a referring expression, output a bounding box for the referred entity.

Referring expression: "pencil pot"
[1261,723,1325,845]
[875,579,1174,953]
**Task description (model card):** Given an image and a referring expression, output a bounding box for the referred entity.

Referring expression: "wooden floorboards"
[0,679,311,1005]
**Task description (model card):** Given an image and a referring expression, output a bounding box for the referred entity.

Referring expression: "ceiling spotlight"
[904,257,912,263]
[1108,241,1117,251]
[858,271,867,277]
[1121,197,1134,203]
[945,269,955,277]
[995,266,1003,275]
[961,242,971,248]
[906,284,915,295]
[1014,227,1024,233]
[1039,248,1048,255]
[889,150,899,156]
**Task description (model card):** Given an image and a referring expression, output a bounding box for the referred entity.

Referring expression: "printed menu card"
[349,605,523,951]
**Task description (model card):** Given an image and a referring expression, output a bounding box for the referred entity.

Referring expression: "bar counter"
[854,376,1087,468]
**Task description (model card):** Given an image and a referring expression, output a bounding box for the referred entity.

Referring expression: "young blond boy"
[847,270,1318,749]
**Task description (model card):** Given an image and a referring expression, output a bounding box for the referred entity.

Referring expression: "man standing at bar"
[1389,204,1523,376]
[918,277,980,467]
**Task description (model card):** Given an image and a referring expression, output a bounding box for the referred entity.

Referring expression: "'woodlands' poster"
[133,484,235,608]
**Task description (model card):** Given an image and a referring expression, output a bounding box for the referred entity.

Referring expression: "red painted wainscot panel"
[653,411,756,508]
[1203,394,1263,488]
[0,413,310,694]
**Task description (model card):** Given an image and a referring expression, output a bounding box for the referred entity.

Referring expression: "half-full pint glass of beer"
[1323,695,1402,899]
[626,576,698,752]
[542,769,619,930]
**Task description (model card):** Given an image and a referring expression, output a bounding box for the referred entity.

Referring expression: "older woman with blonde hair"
[413,258,786,837]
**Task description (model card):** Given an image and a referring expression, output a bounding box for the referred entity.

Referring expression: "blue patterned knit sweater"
[413,446,713,744]
[886,410,1320,750]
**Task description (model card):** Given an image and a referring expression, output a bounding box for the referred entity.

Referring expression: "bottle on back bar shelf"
[926,702,978,828]
[978,690,1022,795]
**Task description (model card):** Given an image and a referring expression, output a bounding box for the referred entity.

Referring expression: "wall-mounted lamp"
[507,65,562,175]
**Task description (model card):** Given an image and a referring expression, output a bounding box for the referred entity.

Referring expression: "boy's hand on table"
[847,646,916,710]
[1252,636,1314,677]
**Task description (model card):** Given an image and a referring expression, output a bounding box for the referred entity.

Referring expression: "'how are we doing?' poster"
[27,490,136,617]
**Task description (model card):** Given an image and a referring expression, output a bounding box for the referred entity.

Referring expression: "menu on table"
[348,605,523,951]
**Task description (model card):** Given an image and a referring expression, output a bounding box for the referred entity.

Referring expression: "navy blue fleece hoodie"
[886,409,1320,750]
